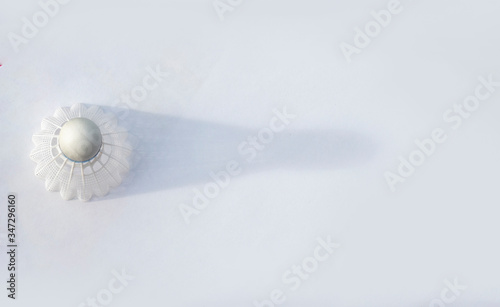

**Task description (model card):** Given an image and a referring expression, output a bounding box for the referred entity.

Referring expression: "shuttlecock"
[30,103,132,201]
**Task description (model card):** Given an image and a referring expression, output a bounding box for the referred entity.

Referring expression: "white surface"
[1,0,500,306]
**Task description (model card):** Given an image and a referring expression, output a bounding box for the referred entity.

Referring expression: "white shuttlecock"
[30,103,132,201]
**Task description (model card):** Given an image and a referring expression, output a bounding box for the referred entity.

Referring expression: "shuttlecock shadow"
[99,107,377,200]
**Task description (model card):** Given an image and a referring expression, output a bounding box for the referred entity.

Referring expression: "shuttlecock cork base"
[31,103,132,201]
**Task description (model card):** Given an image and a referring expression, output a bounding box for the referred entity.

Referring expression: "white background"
[1,0,500,306]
